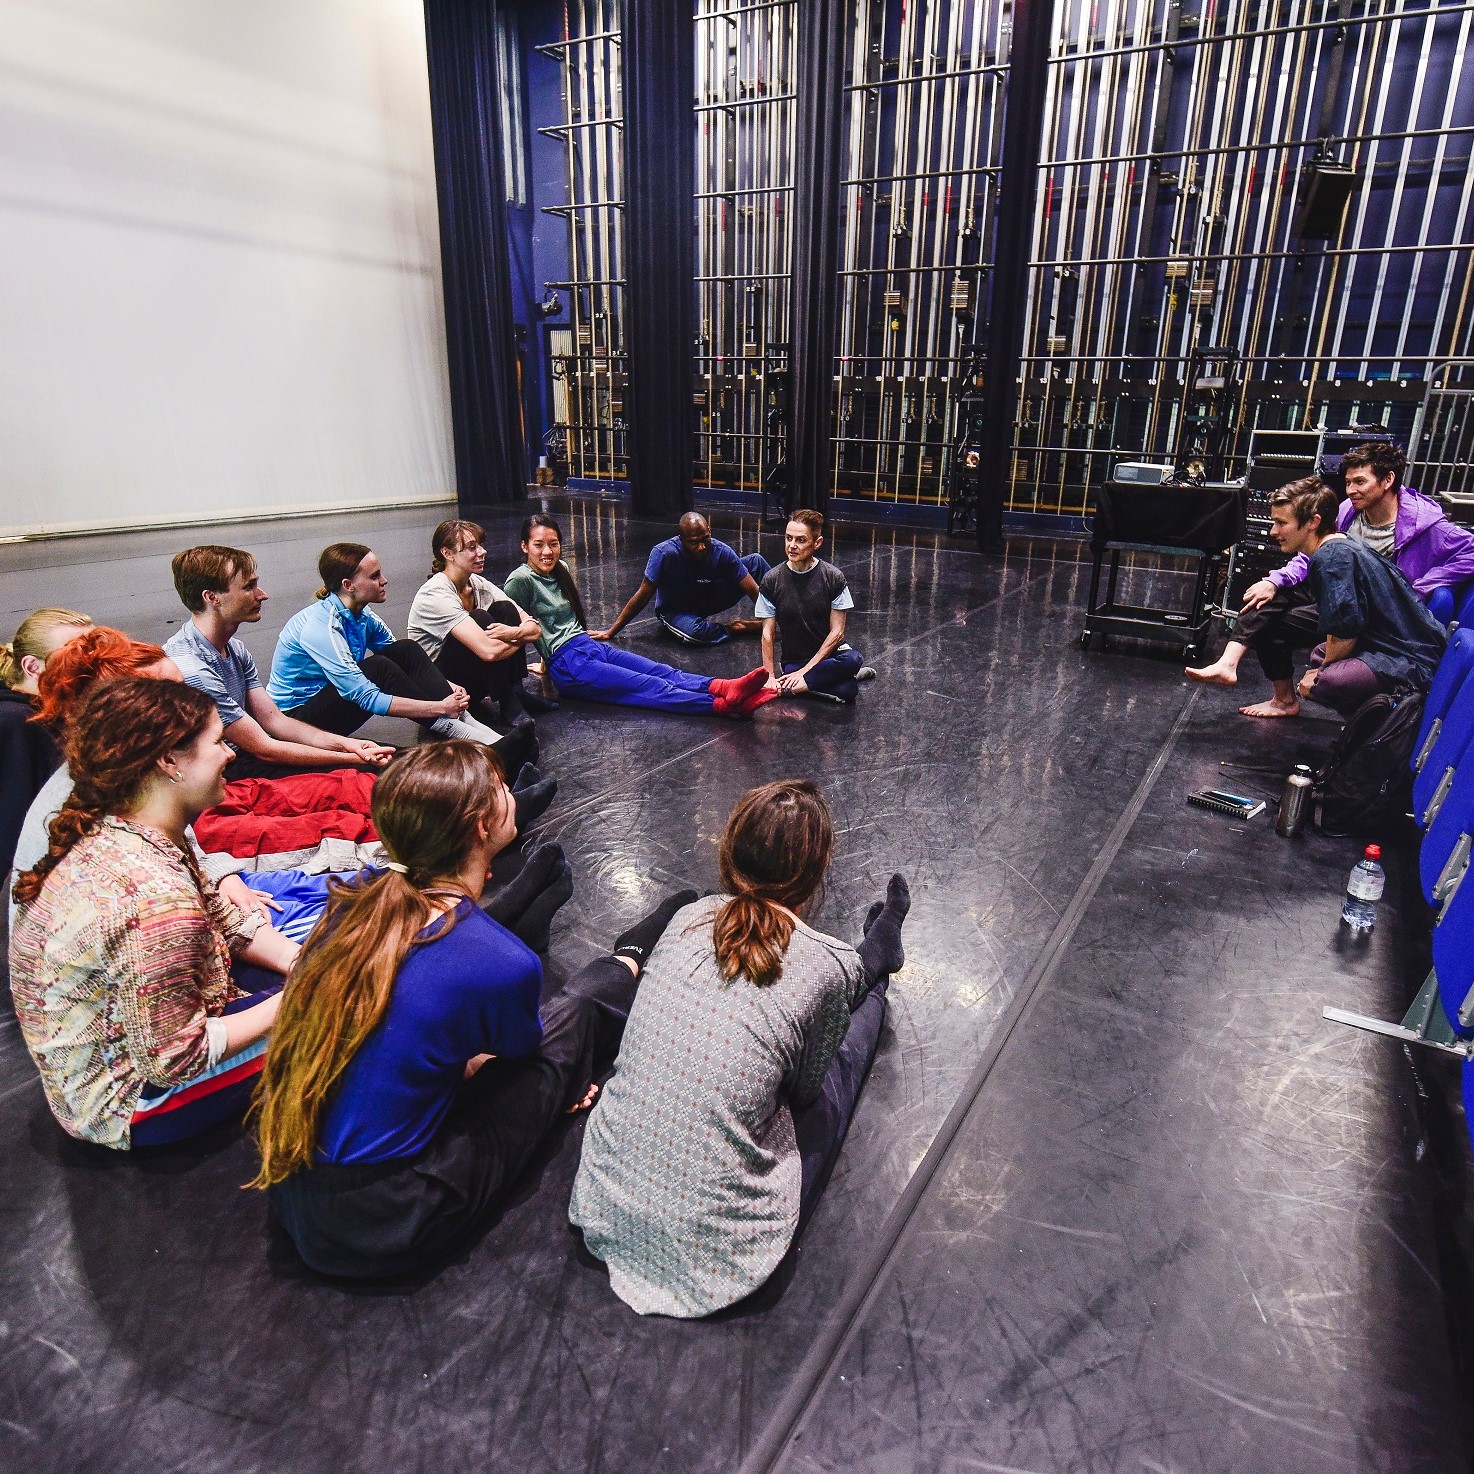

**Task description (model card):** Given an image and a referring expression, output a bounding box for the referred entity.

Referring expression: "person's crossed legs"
[656,553,771,646]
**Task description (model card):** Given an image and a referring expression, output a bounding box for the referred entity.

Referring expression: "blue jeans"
[786,645,866,704]
[656,553,771,646]
[550,633,715,713]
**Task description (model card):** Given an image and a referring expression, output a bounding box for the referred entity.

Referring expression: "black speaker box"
[1293,161,1359,240]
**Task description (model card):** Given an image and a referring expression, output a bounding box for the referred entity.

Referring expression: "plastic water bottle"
[1341,844,1385,934]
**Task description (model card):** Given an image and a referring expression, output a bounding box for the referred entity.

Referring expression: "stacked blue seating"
[1413,627,1474,777]
[1421,757,1474,907]
[1413,674,1474,827]
[1434,868,1474,1038]
[1326,630,1474,1094]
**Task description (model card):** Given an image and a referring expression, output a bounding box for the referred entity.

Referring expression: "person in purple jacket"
[1187,442,1474,716]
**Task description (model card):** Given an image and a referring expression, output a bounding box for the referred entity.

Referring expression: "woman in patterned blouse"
[9,678,300,1149]
[570,781,911,1317]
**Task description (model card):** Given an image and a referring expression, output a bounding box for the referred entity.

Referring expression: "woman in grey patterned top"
[570,780,909,1317]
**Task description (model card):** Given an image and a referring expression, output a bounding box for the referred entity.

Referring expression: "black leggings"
[435,603,528,710]
[267,956,637,1279]
[283,639,452,737]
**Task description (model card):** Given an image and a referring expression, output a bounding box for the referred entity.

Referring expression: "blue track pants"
[550,633,716,713]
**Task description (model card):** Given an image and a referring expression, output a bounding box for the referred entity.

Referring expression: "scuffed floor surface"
[0,498,1467,1473]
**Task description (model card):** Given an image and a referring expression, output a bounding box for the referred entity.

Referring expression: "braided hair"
[11,679,214,909]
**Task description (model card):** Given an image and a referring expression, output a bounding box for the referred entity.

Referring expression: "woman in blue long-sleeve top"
[251,739,691,1279]
[267,543,534,772]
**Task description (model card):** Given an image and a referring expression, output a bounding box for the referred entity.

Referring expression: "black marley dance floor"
[1,497,1469,1472]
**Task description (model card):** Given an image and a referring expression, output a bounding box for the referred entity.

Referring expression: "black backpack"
[1315,690,1425,838]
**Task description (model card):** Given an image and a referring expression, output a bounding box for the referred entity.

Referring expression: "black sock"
[499,685,532,728]
[513,858,575,953]
[856,873,910,985]
[482,842,565,929]
[512,761,541,792]
[612,889,700,968]
[513,776,558,832]
[493,723,538,777]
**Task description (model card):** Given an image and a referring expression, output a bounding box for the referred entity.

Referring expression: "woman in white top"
[407,519,543,729]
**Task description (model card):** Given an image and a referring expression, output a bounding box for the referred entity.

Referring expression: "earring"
[167,772,180,784]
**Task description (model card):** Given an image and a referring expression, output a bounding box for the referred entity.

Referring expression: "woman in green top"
[503,516,775,718]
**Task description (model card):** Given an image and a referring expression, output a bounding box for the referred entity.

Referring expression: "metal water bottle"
[1275,764,1314,838]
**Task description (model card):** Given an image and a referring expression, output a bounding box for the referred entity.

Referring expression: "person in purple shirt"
[592,512,769,647]
[1188,441,1474,716]
[252,739,693,1279]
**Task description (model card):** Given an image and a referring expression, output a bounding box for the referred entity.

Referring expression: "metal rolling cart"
[1082,478,1246,660]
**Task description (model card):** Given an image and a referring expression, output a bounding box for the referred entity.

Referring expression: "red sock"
[730,666,771,701]
[739,685,781,714]
[712,689,749,718]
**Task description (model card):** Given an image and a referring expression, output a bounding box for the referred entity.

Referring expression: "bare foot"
[1239,697,1300,719]
[1185,661,1238,686]
[726,618,763,636]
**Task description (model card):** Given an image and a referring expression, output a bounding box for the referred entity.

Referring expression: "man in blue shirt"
[591,513,769,647]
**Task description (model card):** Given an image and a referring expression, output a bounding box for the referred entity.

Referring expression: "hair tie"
[384,860,409,875]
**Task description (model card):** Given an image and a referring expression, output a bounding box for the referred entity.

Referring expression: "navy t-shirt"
[644,536,745,612]
[315,901,545,1165]
[1310,535,1448,689]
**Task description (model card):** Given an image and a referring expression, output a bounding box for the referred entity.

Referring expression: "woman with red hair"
[11,679,299,1149]
[9,628,337,939]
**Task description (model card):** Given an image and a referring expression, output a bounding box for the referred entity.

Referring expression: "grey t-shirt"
[755,559,855,668]
[1347,512,1397,561]
[569,895,866,1317]
[164,623,261,745]
[406,572,518,662]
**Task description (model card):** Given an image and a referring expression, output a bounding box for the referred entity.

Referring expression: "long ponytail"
[712,780,834,987]
[520,514,587,630]
[250,741,510,1187]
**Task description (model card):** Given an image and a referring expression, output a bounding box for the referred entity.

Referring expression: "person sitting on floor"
[1188,440,1474,701]
[570,779,909,1317]
[591,512,770,648]
[1,608,91,882]
[165,545,394,781]
[407,518,543,730]
[10,679,300,1150]
[250,739,696,1280]
[502,515,775,718]
[1199,478,1447,718]
[9,628,296,934]
[268,542,536,774]
[757,508,877,705]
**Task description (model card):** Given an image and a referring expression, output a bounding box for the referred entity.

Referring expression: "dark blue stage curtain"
[422,0,526,507]
[622,0,697,518]
[974,0,1054,552]
[786,0,846,520]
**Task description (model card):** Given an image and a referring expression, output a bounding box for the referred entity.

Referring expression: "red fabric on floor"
[194,769,379,858]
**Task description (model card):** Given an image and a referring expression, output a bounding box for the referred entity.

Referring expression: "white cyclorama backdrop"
[0,0,456,539]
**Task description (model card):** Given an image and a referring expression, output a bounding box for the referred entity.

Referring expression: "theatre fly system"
[538,0,1474,517]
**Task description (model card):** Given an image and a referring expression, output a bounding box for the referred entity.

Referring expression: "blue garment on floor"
[241,869,352,944]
